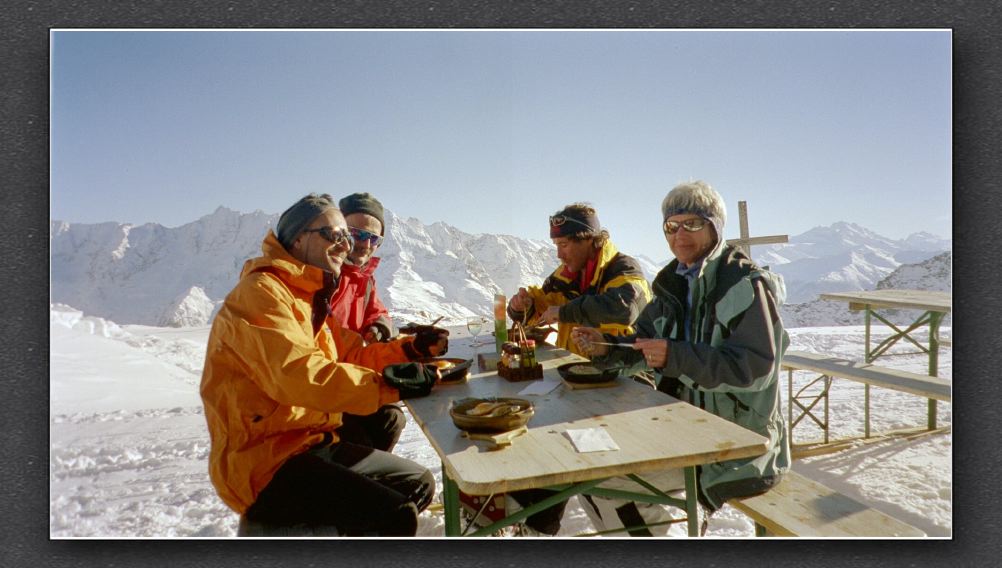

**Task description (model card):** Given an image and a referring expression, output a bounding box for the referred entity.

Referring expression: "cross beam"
[725,201,789,260]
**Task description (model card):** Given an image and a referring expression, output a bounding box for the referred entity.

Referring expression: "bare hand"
[509,287,533,312]
[634,338,669,368]
[571,327,608,357]
[362,326,380,344]
[538,305,560,325]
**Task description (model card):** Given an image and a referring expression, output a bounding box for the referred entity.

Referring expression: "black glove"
[401,326,449,359]
[382,363,437,399]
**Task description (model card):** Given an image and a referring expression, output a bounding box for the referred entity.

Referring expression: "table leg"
[442,467,461,537]
[684,466,699,537]
[928,311,944,430]
[864,308,872,438]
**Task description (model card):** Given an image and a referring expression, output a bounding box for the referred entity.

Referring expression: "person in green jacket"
[572,180,791,536]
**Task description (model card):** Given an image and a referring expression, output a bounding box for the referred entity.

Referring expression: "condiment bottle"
[493,293,508,355]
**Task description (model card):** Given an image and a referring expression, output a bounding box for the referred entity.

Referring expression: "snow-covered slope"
[51,208,561,327]
[50,210,949,329]
[757,222,950,304]
[780,251,953,328]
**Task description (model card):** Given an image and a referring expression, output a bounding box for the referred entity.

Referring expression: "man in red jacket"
[330,193,405,454]
[331,192,394,344]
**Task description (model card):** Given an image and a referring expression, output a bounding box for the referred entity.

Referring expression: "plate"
[556,362,620,384]
[418,357,473,383]
[450,397,534,433]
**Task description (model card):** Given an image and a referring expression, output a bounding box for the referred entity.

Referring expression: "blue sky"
[51,29,951,262]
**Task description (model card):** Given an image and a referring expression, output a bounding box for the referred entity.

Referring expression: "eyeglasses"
[549,215,594,231]
[663,218,709,235]
[347,226,384,247]
[302,226,354,248]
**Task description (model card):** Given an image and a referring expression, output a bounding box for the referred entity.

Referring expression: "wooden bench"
[730,471,925,537]
[782,350,951,443]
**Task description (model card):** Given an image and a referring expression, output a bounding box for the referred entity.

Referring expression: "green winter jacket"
[600,242,791,510]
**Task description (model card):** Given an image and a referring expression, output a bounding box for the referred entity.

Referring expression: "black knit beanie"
[276,193,337,249]
[338,192,385,236]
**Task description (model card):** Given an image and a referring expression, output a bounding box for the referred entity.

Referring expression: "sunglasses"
[347,226,384,247]
[663,218,709,235]
[549,215,594,231]
[302,226,354,248]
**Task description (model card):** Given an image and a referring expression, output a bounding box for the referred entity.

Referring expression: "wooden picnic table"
[405,338,769,537]
[819,289,952,430]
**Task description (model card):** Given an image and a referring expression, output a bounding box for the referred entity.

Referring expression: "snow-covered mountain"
[51,207,561,327]
[781,251,953,328]
[755,222,950,304]
[50,211,950,329]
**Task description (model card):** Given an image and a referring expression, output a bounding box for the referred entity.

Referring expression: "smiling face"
[665,213,717,266]
[289,209,352,276]
[552,236,597,273]
[344,212,383,266]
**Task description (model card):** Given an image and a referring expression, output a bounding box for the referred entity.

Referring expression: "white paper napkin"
[565,427,620,453]
[517,378,562,396]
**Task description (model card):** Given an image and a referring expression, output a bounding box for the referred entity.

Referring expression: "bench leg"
[755,522,768,537]
[864,383,871,439]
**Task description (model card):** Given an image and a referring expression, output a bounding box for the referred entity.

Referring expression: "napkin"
[565,427,620,453]
[517,377,562,396]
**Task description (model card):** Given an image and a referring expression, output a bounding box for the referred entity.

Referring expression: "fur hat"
[338,192,385,236]
[660,180,727,241]
[276,193,337,249]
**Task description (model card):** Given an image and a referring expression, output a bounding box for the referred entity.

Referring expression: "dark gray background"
[3,1,998,566]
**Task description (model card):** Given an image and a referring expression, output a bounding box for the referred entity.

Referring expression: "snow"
[49,304,952,539]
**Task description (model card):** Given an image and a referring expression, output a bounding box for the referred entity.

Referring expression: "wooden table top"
[819,289,952,313]
[405,340,769,495]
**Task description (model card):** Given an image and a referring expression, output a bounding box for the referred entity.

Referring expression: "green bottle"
[494,293,508,354]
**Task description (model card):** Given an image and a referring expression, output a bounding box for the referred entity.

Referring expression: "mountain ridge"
[50,208,951,328]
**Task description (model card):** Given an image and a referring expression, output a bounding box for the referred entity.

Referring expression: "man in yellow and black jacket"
[507,203,651,358]
[500,203,651,535]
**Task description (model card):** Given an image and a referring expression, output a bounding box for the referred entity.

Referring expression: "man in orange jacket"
[200,193,447,536]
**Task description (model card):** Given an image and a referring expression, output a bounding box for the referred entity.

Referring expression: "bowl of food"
[450,397,534,433]
[556,362,620,384]
[419,357,473,383]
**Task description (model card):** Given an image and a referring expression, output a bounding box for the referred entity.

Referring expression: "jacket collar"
[241,230,328,294]
[341,256,381,279]
[551,240,620,286]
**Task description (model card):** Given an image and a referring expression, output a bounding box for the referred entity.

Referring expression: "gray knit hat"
[276,193,337,249]
[660,180,727,241]
[338,192,385,236]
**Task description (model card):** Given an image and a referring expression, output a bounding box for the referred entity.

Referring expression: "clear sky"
[51,29,951,262]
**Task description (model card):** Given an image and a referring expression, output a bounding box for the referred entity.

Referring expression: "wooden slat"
[730,472,926,537]
[782,350,951,402]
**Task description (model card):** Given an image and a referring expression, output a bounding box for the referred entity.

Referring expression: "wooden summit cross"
[725,201,788,262]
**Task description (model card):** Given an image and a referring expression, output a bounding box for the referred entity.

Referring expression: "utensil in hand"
[587,341,638,349]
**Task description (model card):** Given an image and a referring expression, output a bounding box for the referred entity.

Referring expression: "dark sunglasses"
[347,226,384,247]
[549,215,594,231]
[302,226,354,248]
[663,218,709,235]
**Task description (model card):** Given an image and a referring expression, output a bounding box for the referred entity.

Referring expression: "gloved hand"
[382,363,438,399]
[401,326,449,359]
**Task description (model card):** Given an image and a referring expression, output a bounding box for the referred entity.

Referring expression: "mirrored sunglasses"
[348,226,384,247]
[303,226,354,248]
[663,218,709,235]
